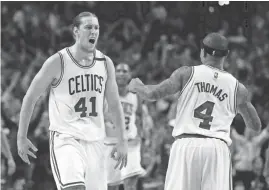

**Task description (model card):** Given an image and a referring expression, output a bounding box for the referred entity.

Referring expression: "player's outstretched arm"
[104,56,128,169]
[17,53,61,164]
[128,66,192,101]
[1,130,16,175]
[236,82,261,133]
[254,123,269,147]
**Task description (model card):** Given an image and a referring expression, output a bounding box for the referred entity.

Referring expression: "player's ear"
[73,26,79,38]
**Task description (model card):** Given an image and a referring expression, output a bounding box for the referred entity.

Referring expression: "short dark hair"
[72,12,97,29]
[202,33,229,57]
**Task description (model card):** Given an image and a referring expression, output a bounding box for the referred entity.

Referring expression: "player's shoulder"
[237,82,248,95]
[236,82,249,105]
[172,66,193,83]
[95,49,111,64]
[43,51,62,71]
[95,49,107,60]
[178,65,193,73]
[99,52,115,73]
[173,66,192,77]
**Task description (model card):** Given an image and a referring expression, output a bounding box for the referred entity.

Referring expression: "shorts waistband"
[174,134,227,145]
[104,138,140,146]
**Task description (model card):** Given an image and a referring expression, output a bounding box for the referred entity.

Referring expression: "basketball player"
[105,63,146,190]
[17,12,128,190]
[1,130,16,176]
[128,33,262,190]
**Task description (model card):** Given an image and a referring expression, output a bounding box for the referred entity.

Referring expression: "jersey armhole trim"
[234,80,239,114]
[177,66,194,99]
[52,52,64,88]
[104,55,108,77]
[103,55,108,110]
[95,57,106,61]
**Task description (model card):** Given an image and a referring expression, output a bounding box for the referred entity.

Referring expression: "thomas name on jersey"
[68,74,105,95]
[195,82,228,101]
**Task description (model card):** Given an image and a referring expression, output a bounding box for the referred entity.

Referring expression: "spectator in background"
[141,4,179,58]
[1,130,16,177]
[250,157,266,190]
[232,126,269,190]
[11,173,26,190]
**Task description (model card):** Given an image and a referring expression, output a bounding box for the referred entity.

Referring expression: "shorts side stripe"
[229,151,232,190]
[50,131,61,185]
[50,131,85,189]
[62,182,86,189]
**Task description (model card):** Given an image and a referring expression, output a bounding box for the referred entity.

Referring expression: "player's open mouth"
[89,39,95,44]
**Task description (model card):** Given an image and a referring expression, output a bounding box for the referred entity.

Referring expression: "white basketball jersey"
[49,48,108,142]
[173,65,238,145]
[120,92,138,139]
[104,92,138,143]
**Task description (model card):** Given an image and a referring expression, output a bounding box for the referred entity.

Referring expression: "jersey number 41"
[74,97,98,117]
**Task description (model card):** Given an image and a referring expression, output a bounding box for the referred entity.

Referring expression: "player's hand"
[7,158,16,176]
[128,78,144,93]
[17,137,38,164]
[110,139,128,170]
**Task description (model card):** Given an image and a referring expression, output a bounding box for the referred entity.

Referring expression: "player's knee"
[63,185,86,190]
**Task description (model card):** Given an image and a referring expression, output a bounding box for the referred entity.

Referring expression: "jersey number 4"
[194,101,215,130]
[74,97,97,117]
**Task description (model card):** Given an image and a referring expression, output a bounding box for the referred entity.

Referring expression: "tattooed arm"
[237,82,261,133]
[128,66,192,101]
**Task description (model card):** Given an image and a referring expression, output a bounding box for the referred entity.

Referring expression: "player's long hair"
[72,12,98,40]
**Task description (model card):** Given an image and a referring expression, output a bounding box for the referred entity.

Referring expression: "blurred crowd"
[1,1,269,190]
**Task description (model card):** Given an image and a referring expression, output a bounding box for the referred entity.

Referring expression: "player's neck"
[70,44,95,61]
[118,86,128,97]
[203,61,224,70]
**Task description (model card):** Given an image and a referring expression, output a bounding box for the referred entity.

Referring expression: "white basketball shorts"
[121,141,146,180]
[105,140,146,186]
[50,131,107,190]
[165,137,232,190]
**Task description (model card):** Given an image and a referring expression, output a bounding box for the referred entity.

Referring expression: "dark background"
[1,1,269,190]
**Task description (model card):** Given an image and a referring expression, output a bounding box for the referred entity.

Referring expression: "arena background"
[1,1,269,190]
